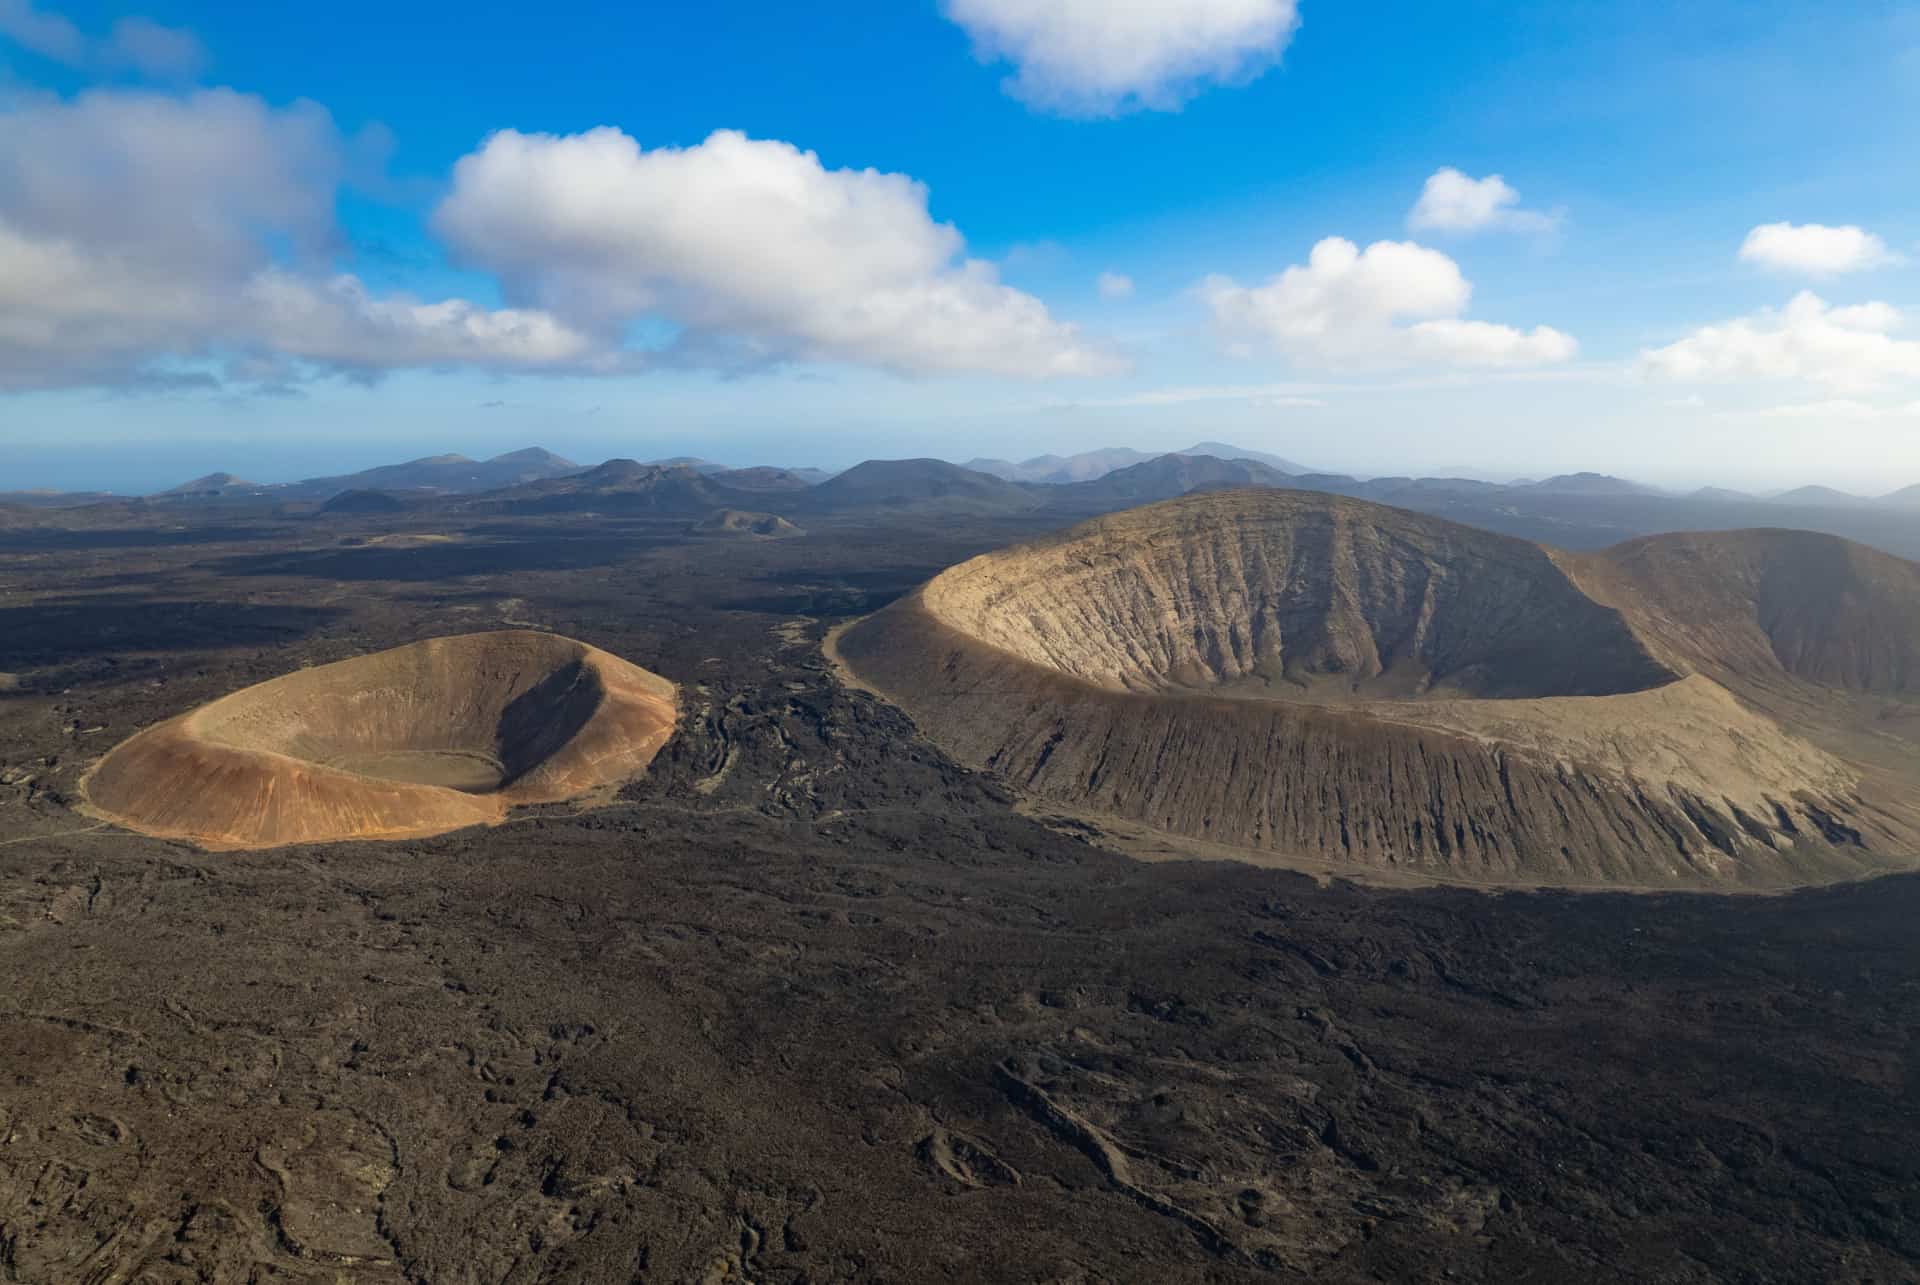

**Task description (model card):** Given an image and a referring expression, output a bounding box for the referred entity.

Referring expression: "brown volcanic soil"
[81,631,677,848]
[2,503,1920,1281]
[836,491,1920,889]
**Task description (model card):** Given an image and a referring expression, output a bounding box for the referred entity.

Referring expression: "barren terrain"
[2,499,1919,1281]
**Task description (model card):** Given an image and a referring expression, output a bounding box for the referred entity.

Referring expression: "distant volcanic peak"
[1769,485,1868,507]
[580,458,655,482]
[923,490,1676,702]
[83,631,676,849]
[1526,472,1657,496]
[490,446,575,467]
[1882,483,1920,508]
[713,466,814,492]
[161,472,262,495]
[803,458,1039,512]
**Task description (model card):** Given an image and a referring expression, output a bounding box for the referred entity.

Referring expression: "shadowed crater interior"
[83,630,678,849]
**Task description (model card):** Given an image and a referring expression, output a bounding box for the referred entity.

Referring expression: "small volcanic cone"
[689,509,803,538]
[83,631,677,849]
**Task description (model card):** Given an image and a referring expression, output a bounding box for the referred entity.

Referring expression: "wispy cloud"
[1045,382,1334,410]
[0,1,208,79]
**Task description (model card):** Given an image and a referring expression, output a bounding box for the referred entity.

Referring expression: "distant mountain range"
[103,449,847,507]
[125,448,587,505]
[10,444,1920,567]
[73,441,1915,514]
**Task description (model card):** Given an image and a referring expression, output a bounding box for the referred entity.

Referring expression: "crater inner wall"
[923,493,1677,701]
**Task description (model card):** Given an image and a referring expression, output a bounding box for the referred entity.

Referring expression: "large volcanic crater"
[919,491,1678,703]
[83,630,677,849]
[835,491,1919,888]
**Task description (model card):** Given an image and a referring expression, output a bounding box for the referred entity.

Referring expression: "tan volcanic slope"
[833,490,1920,889]
[83,631,678,849]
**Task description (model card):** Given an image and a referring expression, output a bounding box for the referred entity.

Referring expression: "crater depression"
[83,630,678,849]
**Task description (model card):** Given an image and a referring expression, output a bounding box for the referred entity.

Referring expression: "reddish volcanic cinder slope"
[83,631,677,849]
[833,490,1920,890]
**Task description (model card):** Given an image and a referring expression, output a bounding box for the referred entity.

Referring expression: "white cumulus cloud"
[0,89,593,391]
[1408,168,1558,234]
[941,0,1300,116]
[1097,271,1136,299]
[435,126,1121,379]
[1738,223,1901,276]
[1201,237,1578,370]
[1640,291,1920,394]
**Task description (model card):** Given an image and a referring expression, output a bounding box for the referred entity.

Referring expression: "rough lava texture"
[835,491,1920,888]
[82,631,677,849]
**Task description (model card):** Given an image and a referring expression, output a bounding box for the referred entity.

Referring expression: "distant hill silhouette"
[1523,472,1662,497]
[1175,441,1310,474]
[280,448,581,500]
[157,473,264,497]
[1052,454,1293,509]
[966,448,1158,484]
[1769,485,1869,508]
[796,459,1042,514]
[712,467,817,492]
[470,460,746,515]
[966,441,1310,485]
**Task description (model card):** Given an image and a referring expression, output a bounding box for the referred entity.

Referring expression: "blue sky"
[1,0,1916,492]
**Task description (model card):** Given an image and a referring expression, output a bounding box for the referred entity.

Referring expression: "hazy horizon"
[7,422,1918,500]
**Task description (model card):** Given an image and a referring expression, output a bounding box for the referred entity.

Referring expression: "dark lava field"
[2,504,1919,1283]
